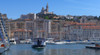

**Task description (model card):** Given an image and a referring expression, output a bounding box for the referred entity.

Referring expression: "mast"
[9,22,11,38]
[33,13,38,38]
[25,21,27,40]
[0,13,10,44]
[60,20,62,41]
[0,19,4,42]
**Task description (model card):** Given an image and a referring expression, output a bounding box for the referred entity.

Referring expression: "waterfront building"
[33,18,50,39]
[13,29,32,40]
[8,19,33,40]
[81,26,100,40]
[47,20,66,40]
[8,16,100,41]
[64,22,100,40]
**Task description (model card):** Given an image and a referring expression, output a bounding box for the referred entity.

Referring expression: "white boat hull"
[55,41,66,44]
[0,48,5,53]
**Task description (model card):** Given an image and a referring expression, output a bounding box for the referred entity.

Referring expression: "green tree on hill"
[44,16,49,19]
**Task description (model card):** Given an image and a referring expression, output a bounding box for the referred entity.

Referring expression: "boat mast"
[25,21,27,40]
[33,14,38,38]
[0,14,10,43]
[0,18,4,42]
[59,21,61,41]
[9,22,11,38]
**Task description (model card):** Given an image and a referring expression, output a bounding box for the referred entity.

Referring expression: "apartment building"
[8,19,33,40]
[66,22,100,40]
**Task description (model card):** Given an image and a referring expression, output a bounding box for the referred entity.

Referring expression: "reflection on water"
[1,44,100,55]
[44,48,97,55]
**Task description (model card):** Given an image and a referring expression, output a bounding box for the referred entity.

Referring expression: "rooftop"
[82,26,100,29]
[13,29,32,32]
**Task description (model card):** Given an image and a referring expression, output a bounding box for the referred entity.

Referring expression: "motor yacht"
[32,38,46,48]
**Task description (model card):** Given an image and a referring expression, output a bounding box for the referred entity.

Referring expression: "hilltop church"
[39,3,53,14]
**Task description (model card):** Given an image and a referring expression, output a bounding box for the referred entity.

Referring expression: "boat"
[86,44,100,49]
[0,14,10,53]
[32,15,46,48]
[25,39,32,44]
[45,38,55,45]
[86,46,100,49]
[0,41,6,53]
[20,39,27,44]
[32,38,46,48]
[20,39,32,44]
[0,39,10,53]
[9,38,16,45]
[76,40,89,44]
[55,40,66,44]
[66,41,76,44]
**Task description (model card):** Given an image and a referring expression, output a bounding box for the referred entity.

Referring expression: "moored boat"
[0,14,10,53]
[0,41,6,53]
[45,38,55,45]
[86,44,100,49]
[32,38,46,48]
[9,38,16,45]
[55,41,66,44]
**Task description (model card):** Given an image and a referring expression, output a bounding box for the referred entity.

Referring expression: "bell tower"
[46,3,49,12]
[41,7,45,12]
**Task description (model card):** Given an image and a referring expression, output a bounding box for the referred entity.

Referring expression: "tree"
[78,16,81,19]
[44,16,49,19]
[98,16,100,20]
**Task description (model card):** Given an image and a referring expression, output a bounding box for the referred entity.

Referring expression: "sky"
[0,0,100,19]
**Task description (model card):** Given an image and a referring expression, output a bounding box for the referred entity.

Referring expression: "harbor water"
[1,44,99,55]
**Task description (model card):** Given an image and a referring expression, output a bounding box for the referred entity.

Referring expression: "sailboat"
[90,32,97,44]
[45,38,55,45]
[32,14,46,48]
[0,14,10,53]
[55,21,66,44]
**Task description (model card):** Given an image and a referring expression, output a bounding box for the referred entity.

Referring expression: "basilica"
[39,3,53,14]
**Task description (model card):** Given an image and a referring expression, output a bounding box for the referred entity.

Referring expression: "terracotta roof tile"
[24,19,32,21]
[69,22,96,26]
[13,29,32,32]
[82,26,100,29]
